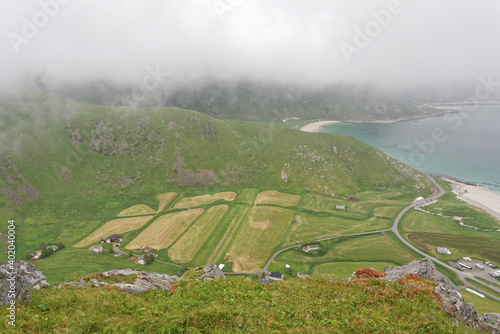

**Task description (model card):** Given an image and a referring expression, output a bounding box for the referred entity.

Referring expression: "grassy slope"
[0,277,476,333]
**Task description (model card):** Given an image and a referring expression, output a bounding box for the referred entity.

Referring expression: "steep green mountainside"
[1,276,474,333]
[48,79,422,122]
[0,96,431,203]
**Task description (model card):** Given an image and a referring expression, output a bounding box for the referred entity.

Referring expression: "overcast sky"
[1,0,500,90]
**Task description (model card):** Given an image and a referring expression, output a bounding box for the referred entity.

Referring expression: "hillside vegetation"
[0,277,475,333]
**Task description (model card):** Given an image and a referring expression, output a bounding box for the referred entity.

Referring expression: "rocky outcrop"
[383,259,500,333]
[0,260,50,305]
[183,264,226,281]
[58,264,226,293]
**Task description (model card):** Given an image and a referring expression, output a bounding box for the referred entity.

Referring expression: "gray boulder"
[0,260,50,305]
[383,258,500,333]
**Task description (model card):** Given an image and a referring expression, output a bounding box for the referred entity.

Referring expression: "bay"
[320,106,500,194]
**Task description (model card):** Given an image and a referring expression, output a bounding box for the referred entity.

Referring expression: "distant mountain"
[34,78,424,122]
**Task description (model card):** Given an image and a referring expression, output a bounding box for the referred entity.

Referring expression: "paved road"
[391,175,500,301]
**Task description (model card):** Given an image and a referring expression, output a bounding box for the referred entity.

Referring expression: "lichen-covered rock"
[182,264,226,281]
[383,258,500,333]
[0,260,49,305]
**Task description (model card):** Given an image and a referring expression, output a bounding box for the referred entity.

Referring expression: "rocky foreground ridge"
[382,259,500,333]
[1,259,499,332]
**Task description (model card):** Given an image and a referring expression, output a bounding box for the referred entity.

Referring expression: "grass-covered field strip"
[126,209,204,250]
[254,190,300,207]
[117,204,156,217]
[460,287,500,315]
[407,233,500,264]
[283,212,392,247]
[235,188,259,204]
[312,261,394,281]
[198,205,250,265]
[173,192,237,209]
[156,192,178,211]
[425,179,500,230]
[465,278,500,299]
[73,216,154,247]
[400,210,500,241]
[168,205,229,263]
[228,206,294,272]
[277,232,420,266]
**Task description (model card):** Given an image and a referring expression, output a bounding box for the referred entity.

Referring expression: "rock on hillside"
[383,259,500,333]
[0,260,49,305]
[58,264,226,293]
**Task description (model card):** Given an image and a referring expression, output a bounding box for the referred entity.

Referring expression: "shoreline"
[441,177,500,221]
[299,109,466,132]
[299,120,340,133]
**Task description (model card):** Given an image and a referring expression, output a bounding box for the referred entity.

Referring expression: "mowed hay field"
[168,205,229,263]
[254,190,300,207]
[283,213,392,247]
[174,192,237,209]
[228,206,294,272]
[74,216,154,247]
[156,192,178,212]
[126,209,204,250]
[117,204,156,217]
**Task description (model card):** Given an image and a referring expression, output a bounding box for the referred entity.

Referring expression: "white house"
[437,247,451,255]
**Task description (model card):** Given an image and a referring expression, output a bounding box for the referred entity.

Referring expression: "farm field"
[156,192,178,211]
[254,190,300,207]
[73,216,154,247]
[126,209,204,250]
[173,192,237,209]
[312,261,394,281]
[117,204,156,217]
[407,233,500,264]
[282,213,392,246]
[399,210,500,241]
[277,232,419,266]
[193,205,250,266]
[168,205,229,263]
[228,206,294,272]
[235,188,259,204]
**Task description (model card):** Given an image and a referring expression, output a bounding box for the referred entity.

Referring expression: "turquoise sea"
[320,106,500,194]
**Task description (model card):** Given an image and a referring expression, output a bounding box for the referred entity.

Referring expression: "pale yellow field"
[228,206,294,272]
[126,209,204,250]
[117,204,156,217]
[73,216,154,247]
[156,192,178,211]
[173,192,236,209]
[168,205,229,263]
[254,190,300,207]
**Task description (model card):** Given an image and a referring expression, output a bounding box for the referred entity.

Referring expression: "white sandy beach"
[300,121,340,133]
[447,179,500,221]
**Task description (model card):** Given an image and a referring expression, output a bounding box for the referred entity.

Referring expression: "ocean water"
[320,106,500,194]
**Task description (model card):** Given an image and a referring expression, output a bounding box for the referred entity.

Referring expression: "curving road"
[391,175,500,301]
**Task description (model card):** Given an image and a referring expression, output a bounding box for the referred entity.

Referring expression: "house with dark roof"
[269,271,283,281]
[108,234,120,242]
